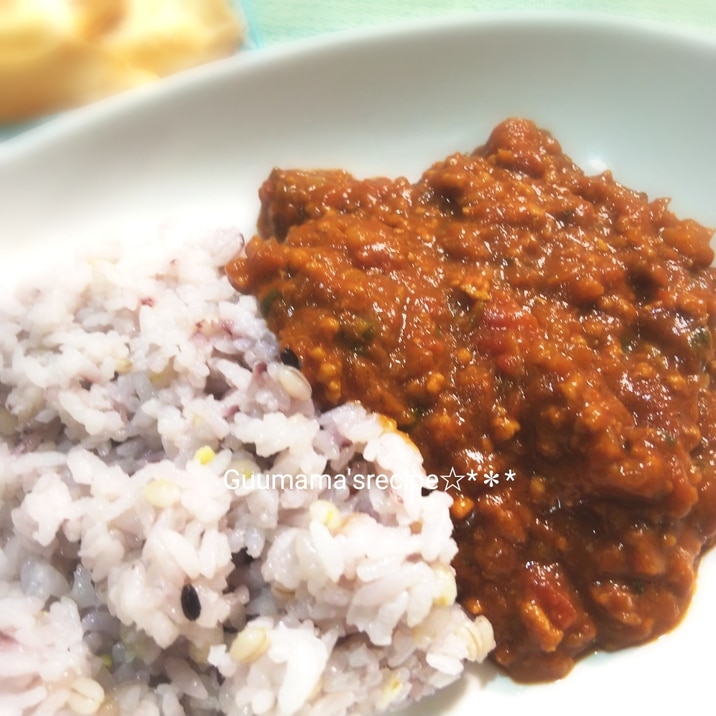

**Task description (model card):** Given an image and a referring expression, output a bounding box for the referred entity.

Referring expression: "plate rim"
[0,8,715,713]
[2,9,716,163]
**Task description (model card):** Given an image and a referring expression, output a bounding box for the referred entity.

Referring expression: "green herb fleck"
[688,327,711,351]
[260,289,284,316]
[337,316,376,352]
[658,429,677,447]
[631,580,646,595]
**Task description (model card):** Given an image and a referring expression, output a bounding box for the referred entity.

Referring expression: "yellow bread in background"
[0,0,243,123]
[101,0,242,77]
[0,0,152,122]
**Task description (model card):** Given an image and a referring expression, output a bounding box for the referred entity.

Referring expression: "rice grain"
[0,225,494,716]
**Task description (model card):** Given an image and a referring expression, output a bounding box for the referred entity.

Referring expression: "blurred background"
[2,0,715,140]
[240,0,716,47]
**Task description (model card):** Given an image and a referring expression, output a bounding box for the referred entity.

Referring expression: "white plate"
[1,11,715,714]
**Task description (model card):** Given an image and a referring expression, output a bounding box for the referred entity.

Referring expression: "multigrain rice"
[0,225,494,716]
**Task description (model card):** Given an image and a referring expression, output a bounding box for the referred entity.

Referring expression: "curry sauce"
[227,119,716,681]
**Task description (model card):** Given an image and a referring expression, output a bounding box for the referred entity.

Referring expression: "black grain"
[181,584,201,621]
[279,346,300,368]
